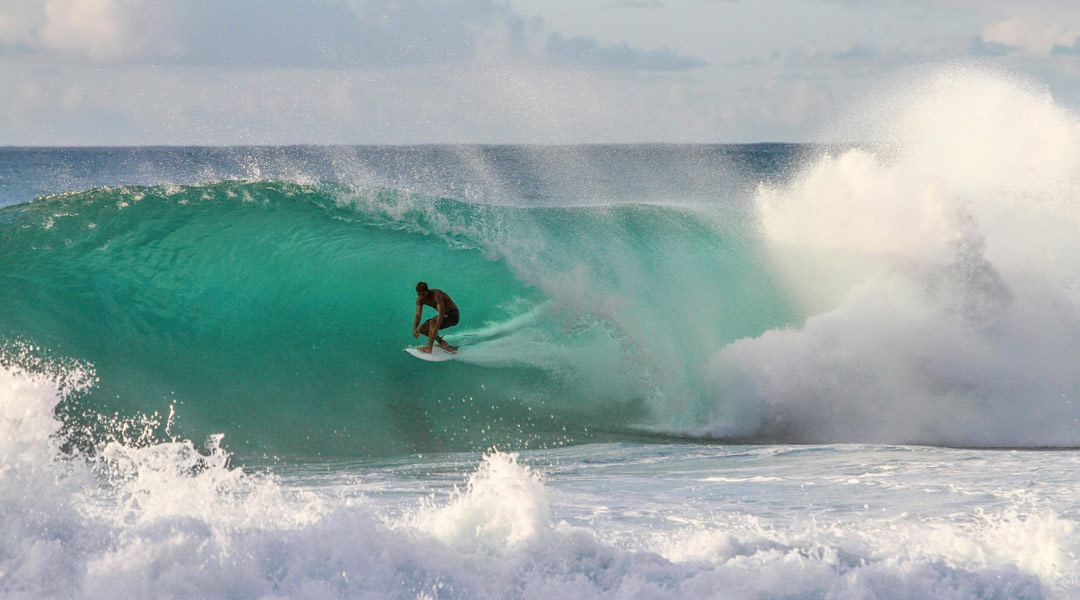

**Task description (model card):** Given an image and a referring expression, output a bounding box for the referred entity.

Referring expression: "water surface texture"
[3,70,1079,599]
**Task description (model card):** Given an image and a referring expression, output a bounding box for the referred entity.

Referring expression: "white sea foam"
[707,67,1080,446]
[3,357,1078,599]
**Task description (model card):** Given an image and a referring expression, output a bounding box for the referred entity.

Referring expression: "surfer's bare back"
[413,282,459,354]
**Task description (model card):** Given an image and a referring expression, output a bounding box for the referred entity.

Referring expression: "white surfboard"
[404,346,457,362]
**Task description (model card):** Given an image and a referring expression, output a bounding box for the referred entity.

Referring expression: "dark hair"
[415,281,428,293]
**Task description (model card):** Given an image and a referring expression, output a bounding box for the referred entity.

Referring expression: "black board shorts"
[426,309,459,332]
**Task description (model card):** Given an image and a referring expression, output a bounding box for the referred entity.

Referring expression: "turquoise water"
[0,179,794,458]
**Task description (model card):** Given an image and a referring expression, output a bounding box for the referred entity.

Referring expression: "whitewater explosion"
[704,68,1080,447]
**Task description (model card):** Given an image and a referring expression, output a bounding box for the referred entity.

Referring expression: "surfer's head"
[415,281,428,296]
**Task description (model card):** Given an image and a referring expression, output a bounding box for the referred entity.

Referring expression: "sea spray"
[709,68,1080,446]
[0,348,96,598]
[406,451,549,555]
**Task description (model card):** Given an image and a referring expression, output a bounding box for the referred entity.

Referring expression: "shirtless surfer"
[413,282,459,354]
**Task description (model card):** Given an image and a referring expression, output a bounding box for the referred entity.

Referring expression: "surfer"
[413,281,459,354]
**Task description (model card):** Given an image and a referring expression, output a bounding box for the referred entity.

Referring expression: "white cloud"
[41,0,125,59]
[3,0,708,73]
[0,0,171,61]
[980,17,1079,56]
[1,0,516,66]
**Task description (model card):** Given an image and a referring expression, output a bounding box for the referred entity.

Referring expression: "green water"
[0,181,795,458]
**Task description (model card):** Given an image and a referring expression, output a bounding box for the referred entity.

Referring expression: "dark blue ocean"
[3,73,1080,598]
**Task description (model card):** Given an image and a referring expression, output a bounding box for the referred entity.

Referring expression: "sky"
[3,0,1080,145]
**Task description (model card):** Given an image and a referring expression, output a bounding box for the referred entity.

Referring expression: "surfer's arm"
[413,301,423,338]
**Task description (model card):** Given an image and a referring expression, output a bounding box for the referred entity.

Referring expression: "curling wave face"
[0,181,789,458]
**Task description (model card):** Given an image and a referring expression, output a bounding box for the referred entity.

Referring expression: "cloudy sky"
[3,0,1080,145]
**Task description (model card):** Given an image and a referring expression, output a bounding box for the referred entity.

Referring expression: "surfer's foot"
[438,341,457,354]
[416,346,433,354]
